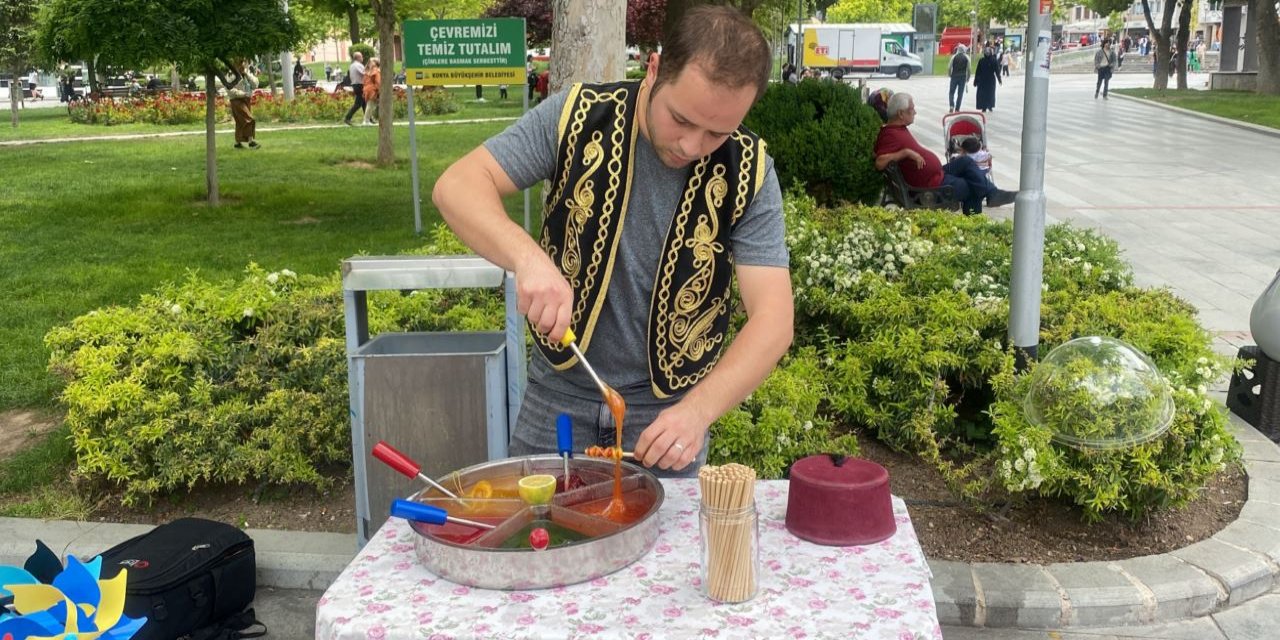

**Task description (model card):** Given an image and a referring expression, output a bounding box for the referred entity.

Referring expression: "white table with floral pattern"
[316,479,943,640]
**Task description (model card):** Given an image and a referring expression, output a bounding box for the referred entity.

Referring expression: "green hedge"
[744,80,883,206]
[45,228,500,504]
[784,194,1239,520]
[47,199,1240,520]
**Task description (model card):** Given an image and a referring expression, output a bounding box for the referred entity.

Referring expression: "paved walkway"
[871,72,1279,338]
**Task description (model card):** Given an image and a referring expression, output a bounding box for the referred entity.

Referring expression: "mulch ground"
[859,436,1247,563]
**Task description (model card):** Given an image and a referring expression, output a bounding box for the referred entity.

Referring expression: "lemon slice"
[517,474,557,506]
[468,480,493,499]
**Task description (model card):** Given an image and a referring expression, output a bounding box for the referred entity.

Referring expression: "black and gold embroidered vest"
[533,80,769,398]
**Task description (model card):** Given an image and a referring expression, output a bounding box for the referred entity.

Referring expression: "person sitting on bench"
[873,92,1016,214]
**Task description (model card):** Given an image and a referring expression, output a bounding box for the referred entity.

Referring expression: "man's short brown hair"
[654,5,772,101]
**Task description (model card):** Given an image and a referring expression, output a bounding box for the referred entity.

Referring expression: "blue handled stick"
[390,498,495,530]
[557,413,573,482]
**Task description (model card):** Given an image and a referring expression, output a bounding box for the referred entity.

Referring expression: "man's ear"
[645,53,660,87]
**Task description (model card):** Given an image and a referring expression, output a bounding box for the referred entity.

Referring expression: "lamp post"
[971,7,980,54]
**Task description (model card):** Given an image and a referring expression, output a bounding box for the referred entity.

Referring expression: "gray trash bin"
[351,331,509,538]
[343,256,526,545]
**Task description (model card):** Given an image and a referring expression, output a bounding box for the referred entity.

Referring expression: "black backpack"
[99,518,263,640]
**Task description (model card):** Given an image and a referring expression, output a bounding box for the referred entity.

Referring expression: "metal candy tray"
[406,455,664,590]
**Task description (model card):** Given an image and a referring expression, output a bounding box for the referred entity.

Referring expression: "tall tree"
[1,0,40,128]
[303,0,366,42]
[399,0,493,19]
[1084,0,1132,18]
[664,0,808,44]
[484,0,553,46]
[40,0,299,205]
[628,0,665,47]
[1256,0,1280,94]
[826,0,911,23]
[1139,0,1178,89]
[982,0,1029,28]
[550,0,624,93]
[1173,0,1192,88]
[368,0,395,166]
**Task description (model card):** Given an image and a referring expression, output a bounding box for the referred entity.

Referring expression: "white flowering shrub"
[45,226,503,504]
[782,194,1240,521]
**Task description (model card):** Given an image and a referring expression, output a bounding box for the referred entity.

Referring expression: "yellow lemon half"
[517,474,557,506]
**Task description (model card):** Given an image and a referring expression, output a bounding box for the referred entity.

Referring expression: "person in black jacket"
[973,47,1002,112]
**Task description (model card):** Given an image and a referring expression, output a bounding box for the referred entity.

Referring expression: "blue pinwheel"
[0,553,146,640]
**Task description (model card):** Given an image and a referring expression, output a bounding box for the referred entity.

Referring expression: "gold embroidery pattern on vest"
[534,87,631,357]
[731,132,755,225]
[560,131,605,286]
[672,165,729,363]
[653,160,729,390]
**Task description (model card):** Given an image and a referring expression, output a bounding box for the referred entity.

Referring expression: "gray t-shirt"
[349,60,365,85]
[484,87,788,405]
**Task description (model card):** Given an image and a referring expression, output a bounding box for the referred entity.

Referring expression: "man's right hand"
[515,251,574,343]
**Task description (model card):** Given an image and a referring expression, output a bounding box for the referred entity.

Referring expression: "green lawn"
[1112,88,1280,130]
[1,86,526,142]
[0,119,538,413]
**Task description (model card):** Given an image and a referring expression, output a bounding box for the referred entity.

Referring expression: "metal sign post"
[402,18,527,235]
[1008,0,1054,368]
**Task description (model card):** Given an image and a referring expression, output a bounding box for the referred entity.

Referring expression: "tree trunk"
[1257,0,1280,94]
[348,5,362,44]
[170,66,180,92]
[550,0,626,94]
[10,65,20,128]
[205,71,220,207]
[87,57,99,95]
[371,0,396,166]
[265,56,278,97]
[1140,0,1176,89]
[1175,0,1192,89]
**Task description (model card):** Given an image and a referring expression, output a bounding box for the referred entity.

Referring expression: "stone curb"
[1109,92,1280,141]
[931,411,1280,629]
[0,517,355,590]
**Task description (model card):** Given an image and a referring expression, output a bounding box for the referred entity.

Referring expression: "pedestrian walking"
[999,49,1011,77]
[973,47,1001,112]
[1094,40,1117,98]
[362,57,380,125]
[948,45,970,112]
[343,51,366,126]
[228,60,259,149]
[526,54,536,100]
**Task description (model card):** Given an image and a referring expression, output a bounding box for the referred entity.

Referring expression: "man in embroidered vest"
[433,6,792,477]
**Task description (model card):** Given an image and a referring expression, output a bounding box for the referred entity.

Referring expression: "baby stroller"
[942,111,994,186]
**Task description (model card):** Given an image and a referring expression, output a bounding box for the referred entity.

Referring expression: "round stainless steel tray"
[406,455,664,590]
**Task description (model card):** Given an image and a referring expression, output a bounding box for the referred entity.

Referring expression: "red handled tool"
[372,441,463,501]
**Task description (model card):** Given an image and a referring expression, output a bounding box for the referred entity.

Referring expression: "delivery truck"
[798,24,924,80]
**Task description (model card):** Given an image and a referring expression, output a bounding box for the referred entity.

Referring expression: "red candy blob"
[529,527,550,551]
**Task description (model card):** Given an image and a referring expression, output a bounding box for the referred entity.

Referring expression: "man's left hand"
[634,403,708,471]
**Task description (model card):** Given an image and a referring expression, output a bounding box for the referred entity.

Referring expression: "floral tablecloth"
[316,479,944,640]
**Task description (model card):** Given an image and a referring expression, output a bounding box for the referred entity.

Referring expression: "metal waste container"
[343,256,526,545]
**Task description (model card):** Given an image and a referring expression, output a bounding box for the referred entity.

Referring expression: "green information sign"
[402,18,527,86]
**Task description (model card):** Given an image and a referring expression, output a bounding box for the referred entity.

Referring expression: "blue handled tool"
[390,499,495,530]
[557,413,573,482]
